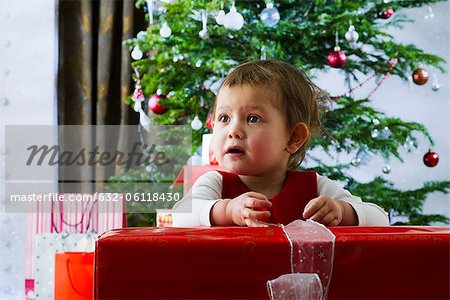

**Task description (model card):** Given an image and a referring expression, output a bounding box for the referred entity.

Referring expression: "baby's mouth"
[226,146,245,155]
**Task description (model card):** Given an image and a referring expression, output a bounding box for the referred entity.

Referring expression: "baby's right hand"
[226,192,273,227]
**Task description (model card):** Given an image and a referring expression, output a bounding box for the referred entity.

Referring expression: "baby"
[173,60,389,227]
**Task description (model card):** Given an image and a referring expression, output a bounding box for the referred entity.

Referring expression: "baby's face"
[212,84,291,176]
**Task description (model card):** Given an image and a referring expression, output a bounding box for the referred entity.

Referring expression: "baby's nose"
[227,122,244,139]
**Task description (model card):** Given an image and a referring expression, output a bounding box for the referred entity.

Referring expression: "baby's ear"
[286,122,309,154]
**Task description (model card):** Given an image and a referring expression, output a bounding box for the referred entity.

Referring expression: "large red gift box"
[95,226,450,299]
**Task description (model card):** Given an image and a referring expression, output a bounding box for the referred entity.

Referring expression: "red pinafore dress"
[218,170,318,225]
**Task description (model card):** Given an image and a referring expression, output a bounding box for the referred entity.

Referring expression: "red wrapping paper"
[96,227,291,299]
[95,226,450,299]
[328,226,450,299]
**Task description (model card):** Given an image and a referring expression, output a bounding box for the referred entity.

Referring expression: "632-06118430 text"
[125,193,181,202]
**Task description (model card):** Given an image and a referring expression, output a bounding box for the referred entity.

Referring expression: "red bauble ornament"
[148,94,169,115]
[423,150,439,167]
[327,47,347,68]
[380,7,394,19]
[205,113,213,130]
[412,68,429,85]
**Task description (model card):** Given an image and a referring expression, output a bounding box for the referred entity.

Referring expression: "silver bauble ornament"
[432,82,441,91]
[351,157,361,167]
[382,165,391,174]
[260,3,280,27]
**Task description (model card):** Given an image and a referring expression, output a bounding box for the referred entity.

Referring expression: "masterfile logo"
[4,125,192,213]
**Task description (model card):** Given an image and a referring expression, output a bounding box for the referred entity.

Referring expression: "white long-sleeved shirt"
[172,171,389,227]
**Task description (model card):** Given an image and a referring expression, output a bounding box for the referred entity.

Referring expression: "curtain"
[58,0,144,192]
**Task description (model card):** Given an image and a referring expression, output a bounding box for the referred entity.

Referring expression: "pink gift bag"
[25,193,125,298]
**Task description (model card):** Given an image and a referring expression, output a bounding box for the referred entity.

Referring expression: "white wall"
[0,0,57,298]
[313,2,450,223]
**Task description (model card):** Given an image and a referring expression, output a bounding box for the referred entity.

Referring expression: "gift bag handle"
[66,255,90,296]
[51,195,97,234]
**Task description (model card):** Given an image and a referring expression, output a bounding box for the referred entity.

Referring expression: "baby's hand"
[227,192,273,227]
[302,196,346,226]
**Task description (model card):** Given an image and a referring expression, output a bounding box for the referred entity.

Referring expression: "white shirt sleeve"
[317,174,390,226]
[172,171,390,227]
[172,171,223,227]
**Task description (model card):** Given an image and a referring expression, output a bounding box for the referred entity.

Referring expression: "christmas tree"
[123,0,449,226]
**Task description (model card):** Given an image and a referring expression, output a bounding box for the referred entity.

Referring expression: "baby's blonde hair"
[213,59,330,169]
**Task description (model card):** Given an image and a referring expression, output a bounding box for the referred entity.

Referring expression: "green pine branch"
[348,177,450,225]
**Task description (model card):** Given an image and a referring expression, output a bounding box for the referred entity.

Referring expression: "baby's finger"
[244,218,270,227]
[303,197,327,219]
[307,205,332,222]
[258,221,277,227]
[244,191,268,201]
[244,198,272,209]
[242,208,271,220]
[315,211,340,226]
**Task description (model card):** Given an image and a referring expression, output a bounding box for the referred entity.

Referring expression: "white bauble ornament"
[131,46,143,60]
[160,22,172,37]
[191,116,203,130]
[224,5,244,31]
[199,29,209,39]
[345,25,359,43]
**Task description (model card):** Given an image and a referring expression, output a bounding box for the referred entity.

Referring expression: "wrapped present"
[156,209,173,227]
[96,226,292,299]
[95,225,450,299]
[96,220,335,299]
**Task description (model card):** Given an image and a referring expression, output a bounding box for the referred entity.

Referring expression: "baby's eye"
[218,115,229,123]
[247,115,261,123]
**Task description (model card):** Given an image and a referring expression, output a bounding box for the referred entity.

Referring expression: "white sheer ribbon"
[267,220,336,299]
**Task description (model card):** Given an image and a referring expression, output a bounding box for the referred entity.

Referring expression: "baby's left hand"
[302,196,345,226]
